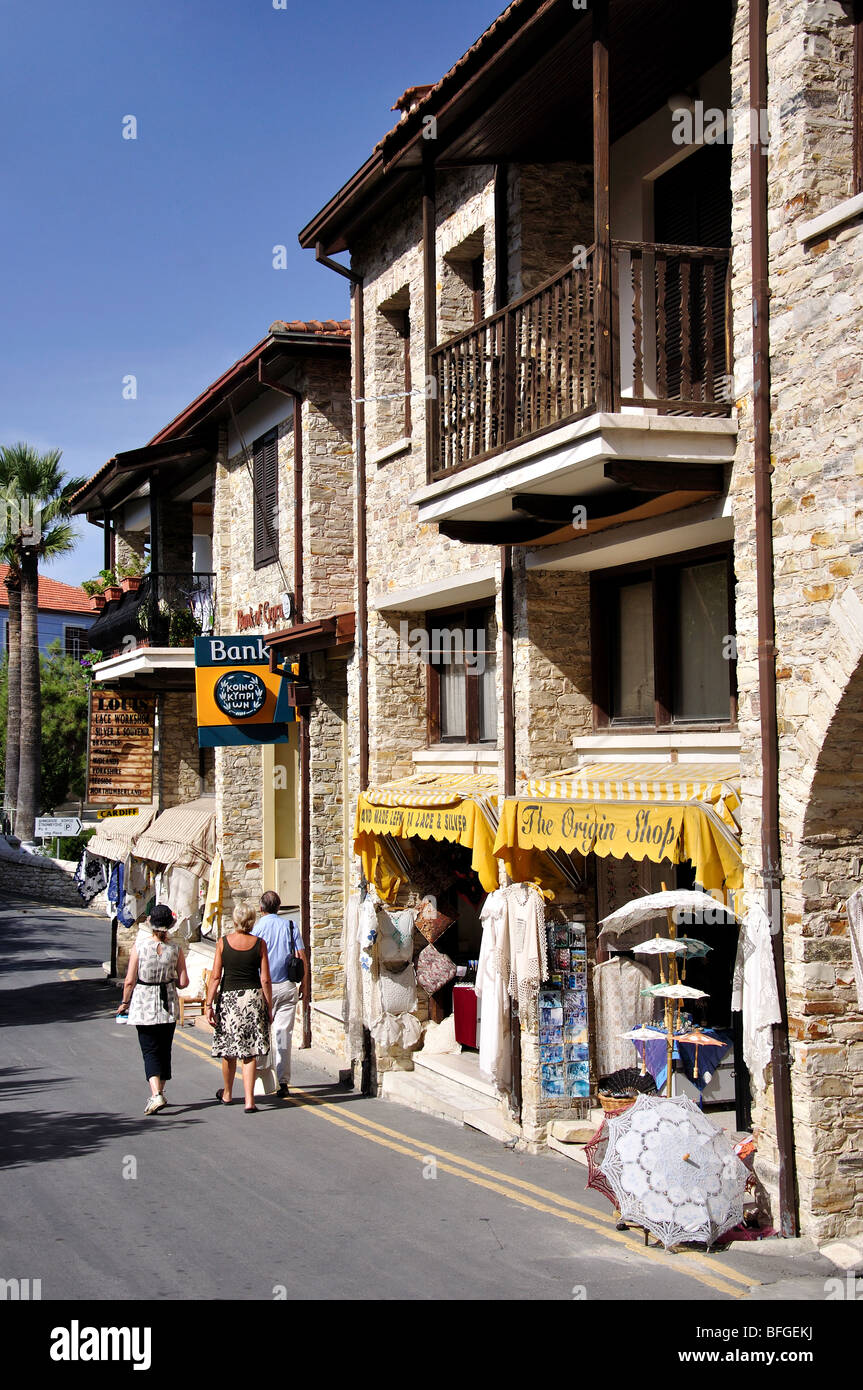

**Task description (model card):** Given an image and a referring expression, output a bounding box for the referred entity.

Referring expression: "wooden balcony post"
[593,0,612,411]
[423,150,438,481]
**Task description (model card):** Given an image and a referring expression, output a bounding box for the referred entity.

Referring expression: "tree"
[1,556,21,830]
[39,641,90,811]
[0,445,86,841]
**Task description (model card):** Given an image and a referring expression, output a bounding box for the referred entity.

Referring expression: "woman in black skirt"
[118,904,188,1115]
[205,905,273,1112]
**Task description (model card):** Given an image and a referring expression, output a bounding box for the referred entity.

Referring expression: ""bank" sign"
[194,635,297,747]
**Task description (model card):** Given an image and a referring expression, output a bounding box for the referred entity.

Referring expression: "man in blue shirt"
[253,891,308,1098]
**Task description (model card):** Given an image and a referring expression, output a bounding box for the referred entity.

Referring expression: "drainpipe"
[750,0,798,1237]
[258,363,312,1047]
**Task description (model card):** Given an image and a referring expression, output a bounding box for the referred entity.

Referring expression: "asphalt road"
[0,896,835,1304]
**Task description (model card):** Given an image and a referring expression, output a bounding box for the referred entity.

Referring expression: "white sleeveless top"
[127,937,180,1025]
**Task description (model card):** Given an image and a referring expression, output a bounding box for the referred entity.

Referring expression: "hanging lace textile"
[731,900,781,1087]
[506,882,548,1028]
[476,888,512,1091]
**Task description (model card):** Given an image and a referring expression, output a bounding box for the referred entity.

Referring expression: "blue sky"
[0,0,504,585]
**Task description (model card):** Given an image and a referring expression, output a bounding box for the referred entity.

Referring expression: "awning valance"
[87,805,157,862]
[132,797,217,878]
[494,762,742,894]
[354,773,499,900]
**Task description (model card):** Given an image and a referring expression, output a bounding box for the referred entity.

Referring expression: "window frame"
[252,426,279,570]
[64,624,91,661]
[425,598,497,746]
[590,544,737,730]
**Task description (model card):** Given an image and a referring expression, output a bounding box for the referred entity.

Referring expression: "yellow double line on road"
[174,1026,755,1299]
[57,968,81,981]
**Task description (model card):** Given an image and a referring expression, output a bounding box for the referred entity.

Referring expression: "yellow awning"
[494,761,742,894]
[354,773,499,901]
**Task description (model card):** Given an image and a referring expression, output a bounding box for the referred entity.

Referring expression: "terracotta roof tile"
[269,319,351,336]
[0,564,92,614]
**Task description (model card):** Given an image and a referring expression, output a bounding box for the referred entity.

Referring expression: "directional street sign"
[35,817,82,838]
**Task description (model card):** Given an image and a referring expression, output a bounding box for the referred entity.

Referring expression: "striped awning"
[86,805,157,863]
[494,761,742,893]
[355,772,500,901]
[133,798,217,878]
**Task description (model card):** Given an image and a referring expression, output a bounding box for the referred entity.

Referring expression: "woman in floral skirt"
[206,904,273,1112]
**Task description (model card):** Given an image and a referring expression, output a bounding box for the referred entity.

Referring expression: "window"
[376,289,412,449]
[592,549,735,727]
[253,427,279,569]
[427,604,497,745]
[65,626,90,661]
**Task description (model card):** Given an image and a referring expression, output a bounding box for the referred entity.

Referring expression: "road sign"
[35,817,82,838]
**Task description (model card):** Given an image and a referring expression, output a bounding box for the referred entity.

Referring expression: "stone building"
[298,0,863,1243]
[73,321,354,1038]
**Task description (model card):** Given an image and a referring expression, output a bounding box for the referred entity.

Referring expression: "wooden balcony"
[429,242,731,482]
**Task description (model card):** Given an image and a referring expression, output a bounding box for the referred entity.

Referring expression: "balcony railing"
[429,241,731,480]
[88,571,217,658]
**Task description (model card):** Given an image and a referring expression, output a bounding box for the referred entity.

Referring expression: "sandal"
[215,1088,232,1105]
[244,1105,258,1113]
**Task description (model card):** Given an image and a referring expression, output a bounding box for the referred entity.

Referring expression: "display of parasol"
[598,888,740,936]
[583,1119,618,1210]
[621,1025,663,1075]
[674,1029,726,1081]
[642,983,709,999]
[599,1093,749,1250]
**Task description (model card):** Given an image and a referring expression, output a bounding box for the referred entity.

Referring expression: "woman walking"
[206,905,273,1112]
[118,904,188,1115]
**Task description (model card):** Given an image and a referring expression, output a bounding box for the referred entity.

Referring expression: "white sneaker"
[144,1094,167,1115]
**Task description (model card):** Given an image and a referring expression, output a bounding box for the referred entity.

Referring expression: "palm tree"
[0,445,85,842]
[1,552,21,832]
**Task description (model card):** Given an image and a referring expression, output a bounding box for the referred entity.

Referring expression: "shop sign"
[194,634,297,747]
[513,800,684,863]
[96,807,140,819]
[236,593,294,632]
[86,689,156,805]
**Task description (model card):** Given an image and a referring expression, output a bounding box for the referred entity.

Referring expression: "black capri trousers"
[136,1024,176,1082]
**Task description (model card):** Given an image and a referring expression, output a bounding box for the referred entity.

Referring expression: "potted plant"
[168,607,200,648]
[82,578,106,612]
[100,567,122,603]
[117,554,148,593]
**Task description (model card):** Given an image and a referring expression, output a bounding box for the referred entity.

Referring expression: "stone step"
[413,1050,498,1100]
[464,1105,521,1144]
[381,1069,486,1127]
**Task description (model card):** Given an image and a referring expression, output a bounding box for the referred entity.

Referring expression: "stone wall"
[0,854,91,908]
[513,561,593,781]
[158,691,201,809]
[308,657,348,1000]
[215,743,264,926]
[511,163,594,296]
[728,0,863,1240]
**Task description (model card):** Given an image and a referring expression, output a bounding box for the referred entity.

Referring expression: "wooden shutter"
[253,428,279,568]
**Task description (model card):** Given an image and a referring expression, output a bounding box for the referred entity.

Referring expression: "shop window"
[592,549,735,727]
[253,427,279,569]
[375,288,412,449]
[64,626,90,661]
[427,604,497,745]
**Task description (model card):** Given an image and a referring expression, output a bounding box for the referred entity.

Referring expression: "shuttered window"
[253,428,279,569]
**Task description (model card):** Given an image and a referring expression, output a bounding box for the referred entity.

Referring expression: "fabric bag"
[378,908,415,964]
[379,960,417,1015]
[416,898,454,945]
[254,1059,279,1096]
[416,943,457,996]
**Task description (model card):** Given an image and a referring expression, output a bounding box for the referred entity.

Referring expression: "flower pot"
[119,576,143,593]
[89,594,106,612]
[103,585,122,602]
